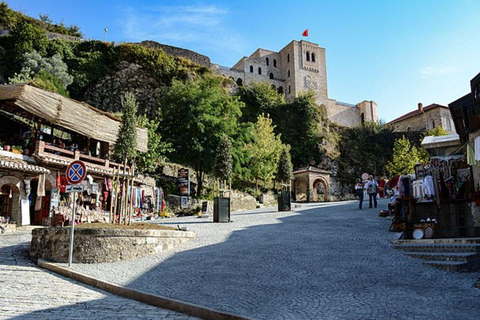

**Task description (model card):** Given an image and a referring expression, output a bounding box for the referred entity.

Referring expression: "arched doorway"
[294,178,308,202]
[0,177,22,224]
[313,178,328,202]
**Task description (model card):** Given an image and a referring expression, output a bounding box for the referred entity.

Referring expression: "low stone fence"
[30,227,196,263]
[166,191,257,214]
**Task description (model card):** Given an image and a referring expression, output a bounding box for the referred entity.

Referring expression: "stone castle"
[213,40,378,128]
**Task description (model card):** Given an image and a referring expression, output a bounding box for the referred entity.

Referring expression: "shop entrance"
[29,180,52,225]
[0,185,13,221]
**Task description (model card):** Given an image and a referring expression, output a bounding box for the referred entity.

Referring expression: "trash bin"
[278,190,291,211]
[214,197,230,222]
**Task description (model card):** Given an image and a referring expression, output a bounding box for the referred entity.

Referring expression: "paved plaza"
[0,231,200,320]
[65,199,480,320]
[2,200,480,319]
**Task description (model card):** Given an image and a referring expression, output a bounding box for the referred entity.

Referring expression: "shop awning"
[421,134,461,149]
[0,84,148,152]
[0,151,50,174]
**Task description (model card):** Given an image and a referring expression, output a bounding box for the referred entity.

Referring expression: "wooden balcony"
[35,140,124,175]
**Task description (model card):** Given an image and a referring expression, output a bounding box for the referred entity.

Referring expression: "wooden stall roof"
[0,84,148,152]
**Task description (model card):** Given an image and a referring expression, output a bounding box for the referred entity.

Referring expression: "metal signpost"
[65,160,87,267]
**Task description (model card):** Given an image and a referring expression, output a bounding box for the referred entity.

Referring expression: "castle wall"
[139,41,211,67]
[391,107,456,133]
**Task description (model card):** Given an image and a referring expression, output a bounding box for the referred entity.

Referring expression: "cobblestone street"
[65,200,480,320]
[0,231,200,320]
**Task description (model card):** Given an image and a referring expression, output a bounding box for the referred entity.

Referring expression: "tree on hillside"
[246,114,284,187]
[277,145,293,184]
[236,82,285,123]
[114,92,138,163]
[270,92,324,168]
[385,136,426,177]
[159,76,243,196]
[136,115,172,174]
[11,20,48,59]
[214,134,233,184]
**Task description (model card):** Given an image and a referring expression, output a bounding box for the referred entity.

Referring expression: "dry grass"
[75,222,176,230]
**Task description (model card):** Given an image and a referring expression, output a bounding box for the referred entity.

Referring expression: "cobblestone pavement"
[0,231,200,320]
[68,200,480,320]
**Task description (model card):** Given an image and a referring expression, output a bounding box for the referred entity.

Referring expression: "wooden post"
[128,163,135,225]
[114,165,121,224]
[109,167,116,224]
[124,166,130,226]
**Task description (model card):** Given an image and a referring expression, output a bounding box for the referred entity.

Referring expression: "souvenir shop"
[389,134,478,239]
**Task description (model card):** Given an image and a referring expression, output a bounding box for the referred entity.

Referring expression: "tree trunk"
[197,169,203,197]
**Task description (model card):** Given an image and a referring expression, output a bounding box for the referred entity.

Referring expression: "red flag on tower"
[302,29,309,37]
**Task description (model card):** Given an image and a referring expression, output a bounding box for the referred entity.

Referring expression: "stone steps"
[392,238,480,272]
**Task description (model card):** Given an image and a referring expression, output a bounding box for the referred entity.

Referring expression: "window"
[287,54,290,63]
[407,127,411,132]
[269,73,274,80]
[258,67,262,75]
[271,84,276,90]
[446,118,452,131]
[236,78,243,86]
[288,85,291,94]
[266,57,269,66]
[311,53,315,62]
[288,70,290,78]
[249,65,253,73]
[306,51,310,61]
[273,59,277,67]
[278,86,284,94]
[431,120,435,129]
[361,113,365,125]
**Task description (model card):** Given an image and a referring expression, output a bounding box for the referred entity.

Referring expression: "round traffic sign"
[66,160,87,185]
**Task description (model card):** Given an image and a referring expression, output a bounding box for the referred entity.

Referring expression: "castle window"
[266,58,269,66]
[278,86,284,94]
[250,65,253,73]
[431,119,435,129]
[287,54,290,63]
[271,84,276,90]
[269,72,274,80]
[258,67,262,75]
[311,53,315,62]
[306,51,310,61]
[446,118,452,131]
[407,127,411,132]
[237,78,243,86]
[361,113,365,125]
[288,70,290,78]
[288,85,291,94]
[273,59,277,67]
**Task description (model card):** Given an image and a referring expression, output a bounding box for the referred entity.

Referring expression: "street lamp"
[104,28,108,42]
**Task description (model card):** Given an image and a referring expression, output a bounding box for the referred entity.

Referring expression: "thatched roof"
[0,84,148,152]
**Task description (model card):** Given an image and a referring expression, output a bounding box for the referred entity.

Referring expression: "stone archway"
[0,175,25,225]
[293,167,331,202]
[313,178,328,202]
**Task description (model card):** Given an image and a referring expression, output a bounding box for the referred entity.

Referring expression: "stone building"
[213,40,378,128]
[388,103,456,133]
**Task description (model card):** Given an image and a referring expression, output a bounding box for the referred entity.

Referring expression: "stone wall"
[391,106,455,133]
[166,191,257,214]
[84,61,163,116]
[140,41,211,67]
[30,227,196,263]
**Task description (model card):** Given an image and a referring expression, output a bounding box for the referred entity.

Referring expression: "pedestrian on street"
[354,178,364,209]
[365,175,378,208]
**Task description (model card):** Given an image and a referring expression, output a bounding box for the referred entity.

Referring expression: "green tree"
[136,115,172,174]
[11,20,48,58]
[271,92,324,167]
[214,134,233,181]
[385,136,425,176]
[246,114,284,186]
[236,82,285,123]
[114,92,138,163]
[159,76,242,196]
[277,145,293,184]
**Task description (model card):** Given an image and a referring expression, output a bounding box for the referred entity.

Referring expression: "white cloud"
[116,3,246,62]
[420,65,461,78]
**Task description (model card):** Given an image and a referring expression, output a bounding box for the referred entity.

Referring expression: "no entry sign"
[66,160,87,185]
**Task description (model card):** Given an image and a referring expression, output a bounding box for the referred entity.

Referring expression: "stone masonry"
[388,103,456,133]
[214,40,378,128]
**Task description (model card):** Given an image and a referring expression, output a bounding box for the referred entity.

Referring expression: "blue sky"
[6,0,480,122]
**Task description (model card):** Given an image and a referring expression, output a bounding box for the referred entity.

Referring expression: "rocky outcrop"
[84,61,163,116]
[30,227,195,263]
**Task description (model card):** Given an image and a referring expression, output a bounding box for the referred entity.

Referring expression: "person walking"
[354,178,364,209]
[365,175,378,208]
